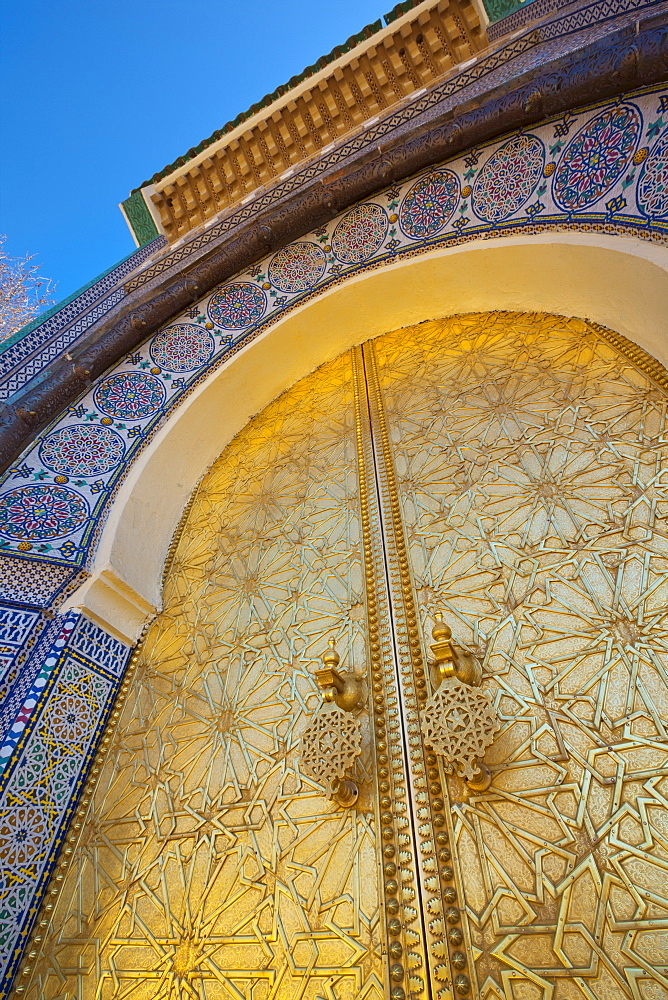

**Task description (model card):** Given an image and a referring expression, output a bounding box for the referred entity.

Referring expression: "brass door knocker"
[420,613,499,791]
[300,639,366,807]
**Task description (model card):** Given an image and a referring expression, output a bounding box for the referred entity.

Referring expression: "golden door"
[22,313,668,1000]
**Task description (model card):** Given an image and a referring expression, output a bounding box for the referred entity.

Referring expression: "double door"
[26,312,668,1000]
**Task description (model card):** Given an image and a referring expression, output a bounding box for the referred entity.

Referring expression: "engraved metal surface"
[373,312,668,999]
[18,311,668,999]
[20,351,385,999]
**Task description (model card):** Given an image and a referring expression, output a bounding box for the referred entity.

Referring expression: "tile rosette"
[93,371,166,421]
[331,204,389,263]
[637,128,668,220]
[149,324,215,373]
[552,103,642,212]
[268,241,327,293]
[472,134,545,223]
[0,486,89,543]
[39,425,125,479]
[399,169,460,238]
[207,281,267,329]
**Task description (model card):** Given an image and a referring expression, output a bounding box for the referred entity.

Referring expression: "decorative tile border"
[0,612,131,997]
[0,238,167,401]
[484,0,538,26]
[0,86,664,599]
[0,615,76,769]
[488,0,652,40]
[0,556,83,610]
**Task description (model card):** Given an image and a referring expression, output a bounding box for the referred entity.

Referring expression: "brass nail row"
[363,342,471,997]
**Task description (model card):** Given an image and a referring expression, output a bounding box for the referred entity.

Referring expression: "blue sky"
[1,1,386,302]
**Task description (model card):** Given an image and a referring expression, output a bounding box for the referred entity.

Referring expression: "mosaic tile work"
[0,87,666,581]
[399,168,460,237]
[0,557,81,609]
[472,134,544,222]
[483,0,537,23]
[0,607,45,749]
[0,237,166,402]
[488,0,658,40]
[0,611,131,997]
[207,281,266,329]
[39,424,125,478]
[331,202,389,262]
[553,104,643,212]
[0,616,75,768]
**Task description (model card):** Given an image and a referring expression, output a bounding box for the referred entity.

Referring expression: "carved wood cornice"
[0,16,666,471]
[144,1,484,242]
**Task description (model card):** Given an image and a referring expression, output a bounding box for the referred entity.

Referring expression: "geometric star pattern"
[21,350,382,1000]
[20,311,668,1000]
[374,312,668,1000]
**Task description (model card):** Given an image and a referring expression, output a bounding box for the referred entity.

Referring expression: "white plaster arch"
[62,231,668,641]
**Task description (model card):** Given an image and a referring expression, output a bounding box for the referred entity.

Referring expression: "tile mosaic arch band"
[0,85,666,604]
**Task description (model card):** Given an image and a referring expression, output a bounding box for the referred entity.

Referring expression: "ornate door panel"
[20,313,668,1000]
[22,350,389,1000]
[369,314,668,1000]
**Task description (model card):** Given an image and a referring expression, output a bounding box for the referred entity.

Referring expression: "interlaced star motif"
[300,702,362,796]
[421,677,499,780]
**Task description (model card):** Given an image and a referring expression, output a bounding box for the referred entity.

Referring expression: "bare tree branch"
[0,236,56,344]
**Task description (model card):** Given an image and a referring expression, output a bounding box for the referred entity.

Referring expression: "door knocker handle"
[300,639,366,807]
[420,613,499,792]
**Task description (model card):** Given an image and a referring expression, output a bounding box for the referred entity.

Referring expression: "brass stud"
[390,963,404,982]
[387,939,403,962]
[455,974,470,995]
